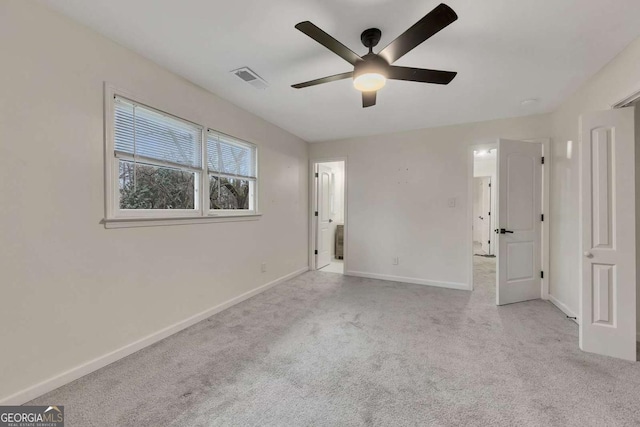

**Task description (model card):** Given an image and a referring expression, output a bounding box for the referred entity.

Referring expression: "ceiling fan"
[291,3,458,108]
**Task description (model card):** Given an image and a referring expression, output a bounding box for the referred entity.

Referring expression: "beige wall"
[549,37,640,320]
[309,114,552,288]
[0,1,308,402]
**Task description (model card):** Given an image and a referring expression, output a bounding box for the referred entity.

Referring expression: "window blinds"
[207,131,256,179]
[114,96,202,170]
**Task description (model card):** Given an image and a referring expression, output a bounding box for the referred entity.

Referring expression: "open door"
[496,139,542,305]
[480,177,492,255]
[580,107,636,361]
[474,177,492,254]
[315,164,332,269]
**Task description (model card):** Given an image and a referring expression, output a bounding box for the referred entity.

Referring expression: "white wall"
[474,155,497,181]
[550,36,640,321]
[309,114,552,288]
[0,1,308,402]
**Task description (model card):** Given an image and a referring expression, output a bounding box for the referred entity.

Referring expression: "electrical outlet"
[392,257,399,265]
[261,262,267,273]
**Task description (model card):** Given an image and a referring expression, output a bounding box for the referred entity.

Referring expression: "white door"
[480,177,492,254]
[474,177,492,254]
[496,139,542,305]
[473,178,484,246]
[316,164,332,269]
[580,107,636,361]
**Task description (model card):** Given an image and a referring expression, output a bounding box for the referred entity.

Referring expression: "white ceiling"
[40,0,640,142]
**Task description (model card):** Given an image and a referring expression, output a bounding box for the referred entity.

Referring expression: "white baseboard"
[548,294,579,325]
[346,270,469,291]
[0,266,309,406]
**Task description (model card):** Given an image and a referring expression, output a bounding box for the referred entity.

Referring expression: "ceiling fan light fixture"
[353,53,389,92]
[291,3,459,107]
[353,72,387,92]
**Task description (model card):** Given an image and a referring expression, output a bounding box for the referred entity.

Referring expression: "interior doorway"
[470,139,547,306]
[473,147,496,256]
[312,160,346,274]
[472,146,497,295]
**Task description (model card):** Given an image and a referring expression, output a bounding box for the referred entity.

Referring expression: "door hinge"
[541,214,544,221]
[315,172,319,178]
[314,250,318,255]
[540,271,544,279]
[315,211,318,216]
[541,156,545,165]
[488,240,491,244]
[488,211,491,216]
[488,183,491,188]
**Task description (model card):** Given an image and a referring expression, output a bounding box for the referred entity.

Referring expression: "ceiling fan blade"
[295,21,362,65]
[362,91,377,108]
[378,3,457,64]
[292,72,353,89]
[388,66,457,85]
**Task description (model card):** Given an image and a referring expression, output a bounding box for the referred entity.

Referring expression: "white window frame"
[103,83,260,228]
[207,130,258,215]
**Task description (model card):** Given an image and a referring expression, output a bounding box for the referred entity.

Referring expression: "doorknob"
[495,228,514,234]
[584,251,594,258]
[329,219,333,223]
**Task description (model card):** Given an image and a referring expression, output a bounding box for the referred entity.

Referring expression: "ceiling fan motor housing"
[354,53,389,80]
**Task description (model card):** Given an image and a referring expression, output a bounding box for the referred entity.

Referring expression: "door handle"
[495,228,514,234]
[479,216,484,220]
[329,219,333,223]
[583,251,594,258]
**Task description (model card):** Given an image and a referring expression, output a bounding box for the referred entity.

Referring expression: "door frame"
[467,138,551,298]
[309,157,348,272]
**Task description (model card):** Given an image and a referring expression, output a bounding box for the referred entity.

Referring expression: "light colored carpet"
[319,260,344,274]
[29,257,640,426]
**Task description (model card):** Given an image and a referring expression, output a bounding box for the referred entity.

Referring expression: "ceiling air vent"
[231,67,269,90]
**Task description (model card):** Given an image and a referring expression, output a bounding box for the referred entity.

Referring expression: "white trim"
[523,138,552,300]
[346,270,468,291]
[548,294,579,325]
[102,213,262,229]
[611,86,640,109]
[0,267,309,405]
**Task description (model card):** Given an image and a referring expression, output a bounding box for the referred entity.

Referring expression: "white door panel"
[497,139,542,305]
[580,107,636,361]
[473,177,492,254]
[480,177,491,254]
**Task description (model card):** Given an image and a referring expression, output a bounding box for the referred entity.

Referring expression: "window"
[106,90,259,224]
[207,131,257,211]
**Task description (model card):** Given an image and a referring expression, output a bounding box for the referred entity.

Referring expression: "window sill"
[102,213,262,229]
